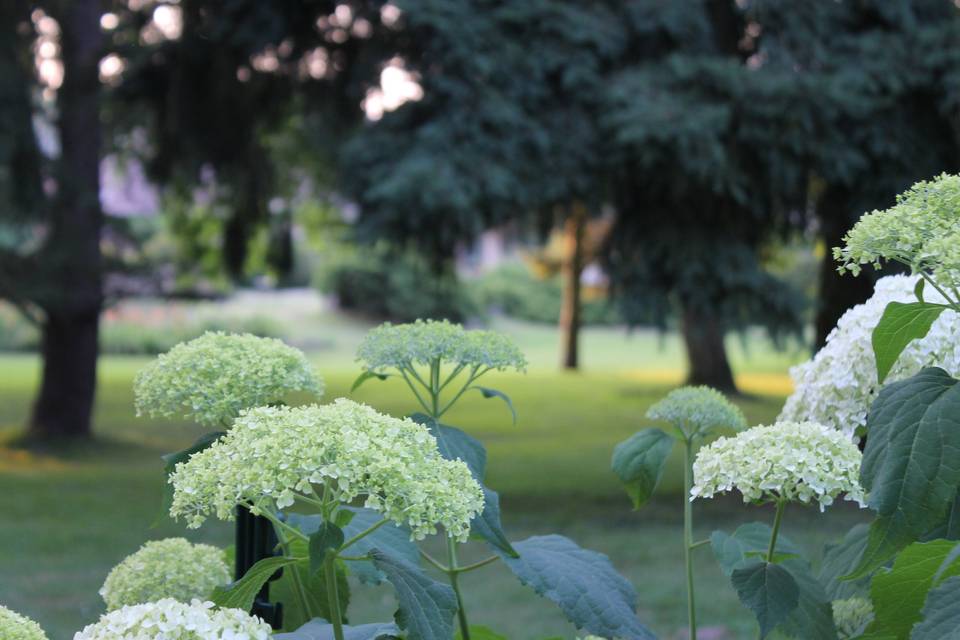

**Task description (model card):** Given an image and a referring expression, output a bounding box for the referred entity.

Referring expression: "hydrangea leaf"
[730,560,799,639]
[851,367,960,578]
[309,522,345,576]
[861,539,960,639]
[369,549,458,640]
[611,428,675,509]
[212,556,298,611]
[494,535,656,640]
[275,620,401,640]
[872,302,948,383]
[272,539,350,632]
[351,370,391,393]
[410,414,515,556]
[289,510,420,586]
[912,575,960,640]
[712,524,836,640]
[470,386,517,424]
[411,413,487,478]
[818,524,871,600]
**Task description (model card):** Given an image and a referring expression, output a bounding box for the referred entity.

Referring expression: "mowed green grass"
[0,320,868,639]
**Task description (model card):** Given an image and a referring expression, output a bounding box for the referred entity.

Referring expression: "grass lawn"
[0,317,867,639]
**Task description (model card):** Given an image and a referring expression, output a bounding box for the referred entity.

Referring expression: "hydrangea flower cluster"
[835,173,960,292]
[0,604,47,640]
[134,332,323,426]
[356,319,527,372]
[99,538,231,611]
[73,599,271,640]
[646,385,746,438]
[779,275,960,440]
[832,597,874,639]
[691,421,865,510]
[169,399,484,540]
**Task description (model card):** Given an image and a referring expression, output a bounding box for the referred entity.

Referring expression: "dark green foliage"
[315,244,479,323]
[730,561,799,639]
[369,549,459,640]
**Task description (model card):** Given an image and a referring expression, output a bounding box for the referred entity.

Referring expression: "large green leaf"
[271,538,350,632]
[496,535,656,640]
[730,560,799,639]
[851,368,960,578]
[410,414,515,556]
[861,539,960,639]
[913,575,960,640]
[288,510,419,586]
[819,524,871,600]
[871,302,948,383]
[611,428,674,509]
[370,549,458,640]
[275,619,400,640]
[309,521,345,576]
[411,413,487,478]
[712,524,836,640]
[212,556,297,611]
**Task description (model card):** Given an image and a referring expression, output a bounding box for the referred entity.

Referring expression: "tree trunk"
[680,304,737,393]
[29,0,103,439]
[559,203,586,370]
[814,187,875,350]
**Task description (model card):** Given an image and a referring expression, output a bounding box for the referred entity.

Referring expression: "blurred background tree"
[0,0,957,436]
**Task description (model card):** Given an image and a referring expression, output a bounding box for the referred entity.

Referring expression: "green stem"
[420,549,449,572]
[436,370,482,417]
[446,536,471,640]
[683,439,697,640]
[264,513,314,621]
[254,506,309,543]
[399,369,433,414]
[339,518,388,552]
[454,555,499,574]
[689,539,711,551]
[324,551,345,640]
[766,501,786,563]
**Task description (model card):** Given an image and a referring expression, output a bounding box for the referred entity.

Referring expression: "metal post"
[235,508,283,628]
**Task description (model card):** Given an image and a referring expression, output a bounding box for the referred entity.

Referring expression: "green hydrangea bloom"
[356,319,527,372]
[835,173,960,292]
[99,538,231,611]
[134,332,323,426]
[832,597,874,639]
[0,605,48,640]
[170,399,484,541]
[646,386,746,438]
[691,421,865,510]
[74,599,271,640]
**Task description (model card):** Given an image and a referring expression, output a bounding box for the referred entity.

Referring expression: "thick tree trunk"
[559,203,586,370]
[814,187,875,350]
[29,0,103,439]
[680,304,737,393]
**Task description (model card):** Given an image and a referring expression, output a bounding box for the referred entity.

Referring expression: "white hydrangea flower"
[99,538,231,611]
[357,319,527,373]
[646,385,746,438]
[832,597,874,639]
[691,421,865,511]
[73,598,271,640]
[779,275,960,440]
[0,604,48,640]
[170,399,484,541]
[134,332,323,426]
[835,172,960,292]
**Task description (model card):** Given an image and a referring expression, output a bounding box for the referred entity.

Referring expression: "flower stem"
[446,536,471,640]
[339,518,388,553]
[683,439,697,640]
[766,501,787,563]
[324,551,345,640]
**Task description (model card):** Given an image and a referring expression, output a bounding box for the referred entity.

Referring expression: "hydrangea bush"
[99,538,231,611]
[74,599,271,640]
[0,604,48,640]
[780,274,960,439]
[134,331,322,426]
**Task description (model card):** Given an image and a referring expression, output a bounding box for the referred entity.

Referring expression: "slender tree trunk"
[814,187,874,350]
[29,0,103,439]
[680,304,737,393]
[559,203,586,370]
